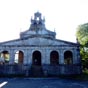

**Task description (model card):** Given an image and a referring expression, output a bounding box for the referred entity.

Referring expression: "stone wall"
[0,45,80,65]
[0,64,81,77]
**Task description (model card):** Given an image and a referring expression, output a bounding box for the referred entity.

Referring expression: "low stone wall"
[0,64,81,77]
[42,64,82,76]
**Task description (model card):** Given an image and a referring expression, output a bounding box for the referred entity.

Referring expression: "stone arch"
[32,51,41,66]
[64,50,73,64]
[0,50,10,63]
[50,51,59,65]
[15,50,24,64]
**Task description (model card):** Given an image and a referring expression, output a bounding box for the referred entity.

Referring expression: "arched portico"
[32,51,41,66]
[15,50,24,64]
[50,51,59,65]
[0,50,10,64]
[64,51,73,64]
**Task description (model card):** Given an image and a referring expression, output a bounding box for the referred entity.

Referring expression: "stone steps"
[30,65,44,77]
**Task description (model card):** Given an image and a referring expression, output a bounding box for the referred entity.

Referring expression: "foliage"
[76,23,88,69]
[76,23,88,45]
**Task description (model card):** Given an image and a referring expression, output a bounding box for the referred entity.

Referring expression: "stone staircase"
[30,65,44,77]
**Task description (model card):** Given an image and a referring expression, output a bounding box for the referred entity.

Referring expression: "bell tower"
[30,12,45,31]
[20,12,56,39]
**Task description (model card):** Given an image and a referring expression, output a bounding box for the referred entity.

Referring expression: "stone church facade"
[0,12,81,77]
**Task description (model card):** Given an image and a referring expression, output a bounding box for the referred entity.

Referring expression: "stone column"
[72,49,76,64]
[45,49,50,64]
[27,49,32,65]
[41,49,46,64]
[23,49,28,64]
[72,49,80,64]
[9,49,15,64]
[41,48,49,64]
[73,48,81,64]
[77,47,81,63]
[59,49,64,64]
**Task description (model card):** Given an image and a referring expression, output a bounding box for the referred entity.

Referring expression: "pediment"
[26,37,77,46]
[0,37,77,46]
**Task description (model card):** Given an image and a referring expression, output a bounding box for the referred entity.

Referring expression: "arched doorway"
[64,51,73,64]
[0,51,10,64]
[32,51,41,66]
[31,51,43,77]
[15,51,24,64]
[50,51,59,65]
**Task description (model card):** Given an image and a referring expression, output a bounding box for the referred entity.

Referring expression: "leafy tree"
[76,23,88,45]
[76,23,88,69]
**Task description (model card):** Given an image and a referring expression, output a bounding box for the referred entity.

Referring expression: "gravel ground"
[0,78,88,88]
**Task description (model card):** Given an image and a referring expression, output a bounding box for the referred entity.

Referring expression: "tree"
[76,23,88,45]
[76,23,88,69]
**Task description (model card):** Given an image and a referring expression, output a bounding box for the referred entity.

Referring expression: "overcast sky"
[0,0,88,42]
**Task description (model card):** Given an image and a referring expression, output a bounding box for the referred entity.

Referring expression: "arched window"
[64,51,73,64]
[32,51,41,66]
[50,51,59,65]
[15,51,24,64]
[0,51,10,64]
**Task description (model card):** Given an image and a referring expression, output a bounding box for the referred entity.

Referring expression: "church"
[0,12,81,77]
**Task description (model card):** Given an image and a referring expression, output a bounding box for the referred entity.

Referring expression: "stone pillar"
[41,49,46,64]
[59,49,64,64]
[73,47,81,64]
[72,49,76,64]
[23,50,28,64]
[9,50,15,64]
[45,49,50,64]
[77,47,81,63]
[41,48,50,64]
[72,49,80,64]
[27,49,32,65]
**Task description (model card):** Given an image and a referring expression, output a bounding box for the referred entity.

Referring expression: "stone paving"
[0,78,88,88]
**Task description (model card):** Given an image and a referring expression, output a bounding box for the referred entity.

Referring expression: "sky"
[0,0,88,42]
